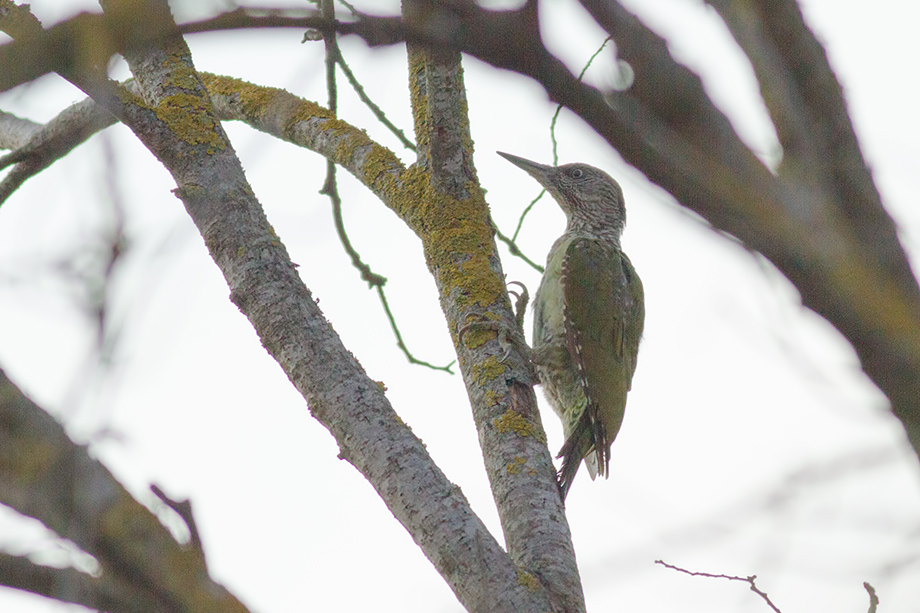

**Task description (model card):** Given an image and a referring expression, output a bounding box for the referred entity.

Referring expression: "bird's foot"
[457,318,537,383]
[455,280,538,381]
[506,280,529,337]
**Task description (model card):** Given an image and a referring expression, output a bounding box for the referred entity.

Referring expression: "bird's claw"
[506,280,529,333]
[455,280,536,381]
[457,315,536,381]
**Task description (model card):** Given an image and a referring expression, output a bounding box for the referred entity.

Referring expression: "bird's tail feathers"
[584,452,599,480]
[556,408,609,500]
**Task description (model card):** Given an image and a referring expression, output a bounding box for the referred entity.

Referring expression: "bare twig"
[509,188,545,243]
[503,36,613,262]
[375,285,456,373]
[864,582,879,613]
[320,164,385,286]
[550,36,612,164]
[655,560,782,613]
[150,484,205,558]
[335,0,359,17]
[335,50,416,151]
[0,98,117,205]
[493,217,544,273]
[320,165,455,373]
[318,1,451,373]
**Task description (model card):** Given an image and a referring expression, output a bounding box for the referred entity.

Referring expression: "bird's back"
[533,233,644,496]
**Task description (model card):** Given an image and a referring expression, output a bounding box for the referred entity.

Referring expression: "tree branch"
[701,0,920,449]
[265,0,920,462]
[0,109,41,149]
[655,560,783,613]
[69,1,556,610]
[402,2,584,609]
[0,551,155,613]
[0,367,247,612]
[0,97,117,205]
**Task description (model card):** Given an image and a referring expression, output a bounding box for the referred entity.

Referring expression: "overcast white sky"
[1,0,919,611]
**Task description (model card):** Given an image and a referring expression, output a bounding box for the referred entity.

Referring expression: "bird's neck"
[563,216,623,247]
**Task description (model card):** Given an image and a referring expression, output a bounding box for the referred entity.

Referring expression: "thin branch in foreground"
[655,560,782,613]
[864,582,879,613]
[335,50,417,152]
[510,188,545,243]
[317,11,452,373]
[150,484,205,559]
[493,217,544,274]
[550,35,612,164]
[0,551,129,613]
[500,35,614,261]
[376,285,455,373]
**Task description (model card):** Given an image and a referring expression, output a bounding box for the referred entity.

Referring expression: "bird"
[498,151,644,500]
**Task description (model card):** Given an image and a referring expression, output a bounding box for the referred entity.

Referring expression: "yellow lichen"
[460,325,497,350]
[516,569,541,593]
[407,46,429,152]
[493,409,545,443]
[153,92,224,152]
[482,389,502,407]
[391,169,503,311]
[471,355,507,382]
[506,456,526,474]
[361,143,405,196]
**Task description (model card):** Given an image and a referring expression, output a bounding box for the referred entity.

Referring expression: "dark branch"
[150,484,205,558]
[655,560,783,613]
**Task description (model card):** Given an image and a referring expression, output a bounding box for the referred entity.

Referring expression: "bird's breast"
[533,236,575,348]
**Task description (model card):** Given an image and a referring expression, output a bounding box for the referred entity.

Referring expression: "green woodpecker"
[498,152,644,499]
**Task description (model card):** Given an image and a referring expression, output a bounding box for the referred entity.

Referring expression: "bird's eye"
[570,168,584,179]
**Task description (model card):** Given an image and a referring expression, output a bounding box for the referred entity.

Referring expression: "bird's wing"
[619,251,645,387]
[559,238,644,484]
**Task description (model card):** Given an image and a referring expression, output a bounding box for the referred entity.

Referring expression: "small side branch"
[335,50,416,151]
[150,484,205,558]
[655,560,782,613]
[492,217,544,274]
[318,2,451,373]
[375,285,455,373]
[0,97,117,206]
[0,551,145,613]
[550,36,612,164]
[864,582,879,613]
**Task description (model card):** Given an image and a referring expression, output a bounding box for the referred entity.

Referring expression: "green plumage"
[498,152,645,499]
[536,237,644,497]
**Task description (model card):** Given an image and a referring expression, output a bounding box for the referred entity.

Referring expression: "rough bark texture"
[0,1,565,610]
[298,0,920,462]
[101,4,555,611]
[403,9,585,606]
[0,369,247,613]
[3,0,919,609]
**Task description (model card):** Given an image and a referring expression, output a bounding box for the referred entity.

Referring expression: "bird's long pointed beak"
[497,151,554,186]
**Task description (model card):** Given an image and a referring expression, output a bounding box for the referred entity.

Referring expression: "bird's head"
[498,151,626,242]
